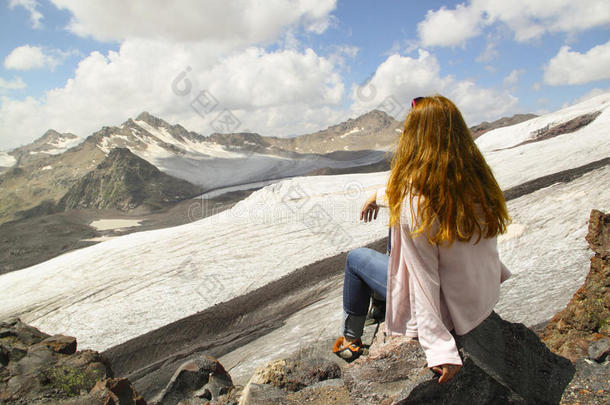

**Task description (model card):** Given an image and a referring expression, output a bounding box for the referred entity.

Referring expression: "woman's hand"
[430,364,461,384]
[360,192,379,222]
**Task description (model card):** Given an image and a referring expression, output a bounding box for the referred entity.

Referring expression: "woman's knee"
[346,247,369,272]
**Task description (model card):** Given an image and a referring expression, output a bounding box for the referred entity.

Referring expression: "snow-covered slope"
[476,93,610,190]
[476,93,609,151]
[0,173,389,351]
[1,93,609,354]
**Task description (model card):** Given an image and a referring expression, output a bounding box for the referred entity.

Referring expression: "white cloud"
[418,0,610,47]
[350,50,518,125]
[503,69,525,86]
[543,40,610,85]
[476,39,498,62]
[9,0,43,28]
[50,0,337,43]
[418,3,483,47]
[0,77,27,92]
[327,45,359,70]
[484,65,497,74]
[0,40,345,149]
[3,45,68,71]
[0,1,343,150]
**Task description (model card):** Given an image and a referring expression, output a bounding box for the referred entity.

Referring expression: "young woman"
[333,95,512,384]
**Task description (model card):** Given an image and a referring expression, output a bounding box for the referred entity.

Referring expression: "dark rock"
[0,318,50,350]
[343,311,574,404]
[89,377,147,404]
[585,209,610,256]
[152,355,233,405]
[452,311,574,404]
[33,334,77,355]
[587,338,610,362]
[394,357,525,405]
[0,344,8,366]
[0,319,144,404]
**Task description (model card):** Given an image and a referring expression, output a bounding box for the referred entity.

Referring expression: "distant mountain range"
[0,109,537,225]
[470,113,538,139]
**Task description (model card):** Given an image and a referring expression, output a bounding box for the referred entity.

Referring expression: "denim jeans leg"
[342,247,389,339]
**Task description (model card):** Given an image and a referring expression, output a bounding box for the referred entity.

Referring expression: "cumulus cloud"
[543,40,610,85]
[327,45,360,70]
[350,50,518,125]
[51,0,337,43]
[418,3,483,47]
[0,39,345,149]
[503,69,525,86]
[0,77,27,92]
[3,45,69,71]
[0,1,344,149]
[9,0,43,28]
[418,0,610,47]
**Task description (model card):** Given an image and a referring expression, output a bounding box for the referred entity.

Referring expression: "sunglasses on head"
[411,97,424,108]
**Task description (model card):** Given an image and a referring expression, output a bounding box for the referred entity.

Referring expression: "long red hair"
[386,95,510,244]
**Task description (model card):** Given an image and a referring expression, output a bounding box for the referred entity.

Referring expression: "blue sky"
[1,0,609,150]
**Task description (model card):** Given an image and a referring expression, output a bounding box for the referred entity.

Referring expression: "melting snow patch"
[89,219,143,231]
[0,152,16,167]
[340,127,362,138]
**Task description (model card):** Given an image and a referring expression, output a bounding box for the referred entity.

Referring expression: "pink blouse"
[376,187,511,367]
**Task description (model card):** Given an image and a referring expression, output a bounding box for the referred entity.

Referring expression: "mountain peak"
[41,129,62,139]
[39,129,78,142]
[135,111,155,121]
[134,111,168,128]
[360,109,393,120]
[58,146,202,211]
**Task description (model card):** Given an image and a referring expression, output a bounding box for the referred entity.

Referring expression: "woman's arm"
[399,203,463,374]
[375,186,388,208]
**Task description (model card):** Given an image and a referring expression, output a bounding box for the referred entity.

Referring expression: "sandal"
[332,336,363,362]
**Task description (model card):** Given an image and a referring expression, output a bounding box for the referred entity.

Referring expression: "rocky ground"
[2,209,607,404]
[0,319,145,404]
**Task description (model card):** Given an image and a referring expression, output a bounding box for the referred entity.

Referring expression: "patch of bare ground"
[0,188,257,274]
[506,111,602,150]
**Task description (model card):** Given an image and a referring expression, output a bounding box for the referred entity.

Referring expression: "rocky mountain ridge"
[57,147,203,212]
[470,113,538,139]
[2,129,81,168]
[0,109,398,224]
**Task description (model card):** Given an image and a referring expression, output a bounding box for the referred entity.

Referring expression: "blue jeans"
[342,242,389,339]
